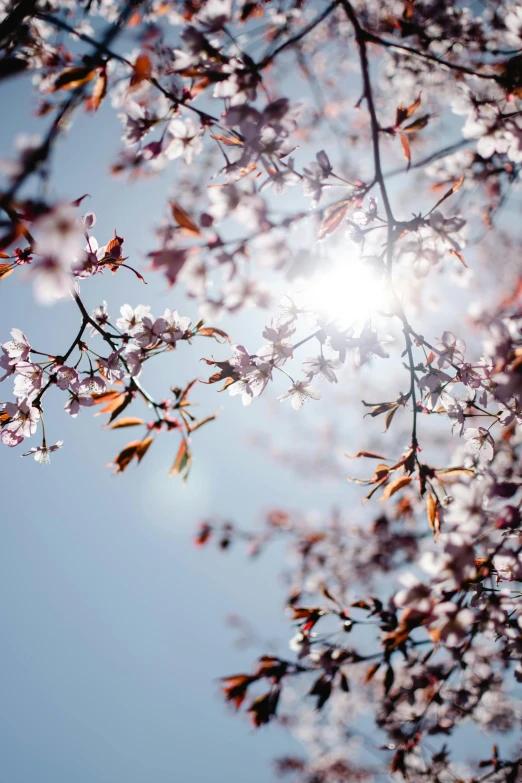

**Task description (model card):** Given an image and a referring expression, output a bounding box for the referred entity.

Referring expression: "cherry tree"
[1,0,522,780]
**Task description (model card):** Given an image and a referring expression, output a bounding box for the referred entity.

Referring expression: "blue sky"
[0,37,514,779]
[0,73,367,782]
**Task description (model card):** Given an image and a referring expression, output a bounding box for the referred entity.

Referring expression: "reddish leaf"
[449,248,468,267]
[430,173,465,213]
[318,199,352,240]
[188,412,218,433]
[86,70,107,112]
[130,54,152,89]
[345,450,389,460]
[197,326,230,343]
[91,389,122,406]
[380,476,412,500]
[50,66,96,92]
[402,114,431,133]
[106,416,144,429]
[170,202,201,236]
[210,133,244,147]
[399,132,411,170]
[395,93,421,126]
[169,439,192,477]
[0,263,13,280]
[111,440,141,473]
[136,436,154,463]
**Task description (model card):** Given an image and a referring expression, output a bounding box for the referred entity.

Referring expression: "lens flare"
[299,259,387,329]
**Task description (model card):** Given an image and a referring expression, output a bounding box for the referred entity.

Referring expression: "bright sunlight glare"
[299,259,387,329]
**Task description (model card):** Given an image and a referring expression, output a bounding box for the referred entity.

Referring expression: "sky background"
[0,22,517,780]
[0,69,370,783]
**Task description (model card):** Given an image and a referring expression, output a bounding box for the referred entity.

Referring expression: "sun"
[298,257,387,329]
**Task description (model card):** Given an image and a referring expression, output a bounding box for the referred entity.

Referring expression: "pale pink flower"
[123,344,144,377]
[435,331,466,369]
[22,440,63,464]
[278,380,320,410]
[302,355,339,384]
[154,309,191,344]
[258,319,295,366]
[354,327,392,366]
[99,351,125,382]
[90,302,109,335]
[33,204,84,265]
[133,315,158,348]
[0,351,16,381]
[76,375,106,395]
[165,118,203,164]
[13,361,44,399]
[1,398,40,446]
[64,392,93,417]
[430,602,474,647]
[31,257,74,305]
[464,427,495,461]
[54,365,79,391]
[2,328,31,360]
[116,304,151,334]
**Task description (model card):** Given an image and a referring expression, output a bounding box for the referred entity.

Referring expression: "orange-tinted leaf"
[427,492,436,531]
[430,173,465,213]
[395,92,421,126]
[402,114,431,133]
[345,451,389,460]
[106,416,144,429]
[380,475,412,501]
[86,70,107,112]
[210,133,244,147]
[436,466,474,478]
[50,66,96,92]
[188,412,218,433]
[91,389,122,405]
[111,440,141,473]
[105,233,124,258]
[364,662,381,683]
[130,54,152,89]
[0,263,13,280]
[169,439,192,477]
[449,248,468,268]
[197,326,230,343]
[318,199,352,240]
[106,394,133,424]
[136,436,154,462]
[95,392,126,414]
[399,132,411,170]
[384,403,400,431]
[170,202,201,236]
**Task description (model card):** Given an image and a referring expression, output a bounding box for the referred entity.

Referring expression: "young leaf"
[210,134,244,147]
[197,326,230,343]
[130,53,152,90]
[50,66,96,92]
[170,202,201,236]
[170,439,192,477]
[0,263,13,280]
[399,132,411,171]
[111,440,141,473]
[318,199,352,240]
[395,93,421,126]
[380,476,412,500]
[136,436,154,463]
[106,416,144,429]
[429,173,465,213]
[86,70,107,112]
